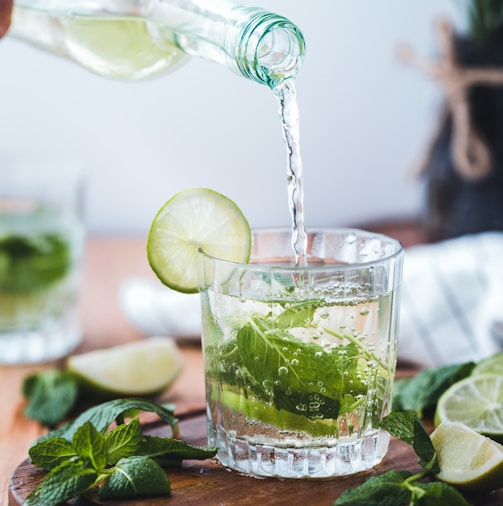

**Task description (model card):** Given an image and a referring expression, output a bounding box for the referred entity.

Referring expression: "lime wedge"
[434,374,503,443]
[67,337,183,397]
[431,421,503,492]
[472,352,503,376]
[147,188,251,294]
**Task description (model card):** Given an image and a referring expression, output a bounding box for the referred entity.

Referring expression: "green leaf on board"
[22,369,79,428]
[28,437,78,470]
[412,481,472,506]
[333,470,412,505]
[105,417,143,465]
[392,362,475,417]
[35,398,177,444]
[381,411,438,472]
[24,460,98,506]
[72,421,107,470]
[98,456,171,500]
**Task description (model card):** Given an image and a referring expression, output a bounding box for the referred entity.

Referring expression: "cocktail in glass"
[0,156,85,364]
[199,228,403,478]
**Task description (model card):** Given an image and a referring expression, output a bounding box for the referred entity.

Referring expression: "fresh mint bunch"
[25,398,217,505]
[334,411,471,506]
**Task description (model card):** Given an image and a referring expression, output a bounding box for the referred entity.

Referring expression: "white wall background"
[0,0,465,235]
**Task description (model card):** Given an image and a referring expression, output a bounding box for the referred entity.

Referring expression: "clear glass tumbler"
[199,228,404,478]
[0,155,85,364]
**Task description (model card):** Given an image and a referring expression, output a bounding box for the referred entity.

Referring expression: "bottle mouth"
[237,12,306,88]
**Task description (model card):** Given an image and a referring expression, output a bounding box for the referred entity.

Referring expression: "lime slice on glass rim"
[434,374,503,443]
[67,337,183,397]
[147,188,252,294]
[431,421,503,492]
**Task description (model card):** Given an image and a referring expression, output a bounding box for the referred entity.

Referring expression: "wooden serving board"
[9,414,503,506]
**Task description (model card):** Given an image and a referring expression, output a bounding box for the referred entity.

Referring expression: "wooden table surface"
[1,236,209,505]
[3,229,501,505]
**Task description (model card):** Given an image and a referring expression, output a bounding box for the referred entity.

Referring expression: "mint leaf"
[24,459,97,506]
[381,411,437,472]
[138,435,217,462]
[98,456,171,500]
[73,421,107,470]
[29,437,77,470]
[105,417,143,465]
[412,481,471,505]
[206,339,250,389]
[22,369,79,428]
[236,317,343,419]
[334,470,412,505]
[36,398,177,444]
[392,362,475,417]
[274,300,319,328]
[0,233,71,292]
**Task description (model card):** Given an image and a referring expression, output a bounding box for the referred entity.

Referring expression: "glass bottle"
[8,0,305,88]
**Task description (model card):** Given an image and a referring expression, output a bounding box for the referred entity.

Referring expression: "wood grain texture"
[9,414,503,506]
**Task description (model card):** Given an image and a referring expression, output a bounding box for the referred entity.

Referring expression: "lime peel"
[67,337,184,397]
[147,188,251,294]
[431,421,503,492]
[434,374,503,443]
[472,351,503,376]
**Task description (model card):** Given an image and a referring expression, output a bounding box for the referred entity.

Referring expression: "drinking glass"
[0,155,85,364]
[199,228,403,478]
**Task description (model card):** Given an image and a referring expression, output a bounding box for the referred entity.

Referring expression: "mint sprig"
[334,411,471,506]
[392,362,475,418]
[25,399,217,505]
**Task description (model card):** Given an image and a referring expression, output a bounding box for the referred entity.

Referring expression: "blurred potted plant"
[403,0,503,242]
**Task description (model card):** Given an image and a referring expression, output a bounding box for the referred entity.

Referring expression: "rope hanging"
[399,17,503,181]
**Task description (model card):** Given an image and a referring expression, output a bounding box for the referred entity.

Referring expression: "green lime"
[67,337,183,397]
[431,421,503,492]
[472,352,503,376]
[147,188,251,294]
[434,374,503,443]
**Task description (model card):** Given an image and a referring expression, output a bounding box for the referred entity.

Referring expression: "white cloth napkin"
[398,231,503,367]
[119,277,201,341]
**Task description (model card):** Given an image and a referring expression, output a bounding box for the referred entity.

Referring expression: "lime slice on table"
[472,352,503,376]
[67,337,183,397]
[434,374,503,443]
[431,421,503,492]
[147,188,251,294]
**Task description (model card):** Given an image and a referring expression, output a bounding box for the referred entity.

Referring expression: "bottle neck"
[155,1,306,88]
[10,0,305,87]
[230,10,305,88]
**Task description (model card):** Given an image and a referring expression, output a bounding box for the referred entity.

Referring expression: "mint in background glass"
[199,228,403,479]
[0,154,85,364]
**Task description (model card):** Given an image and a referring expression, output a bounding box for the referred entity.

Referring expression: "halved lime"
[431,421,503,492]
[472,352,503,377]
[147,188,251,294]
[67,337,183,397]
[434,374,503,443]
